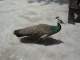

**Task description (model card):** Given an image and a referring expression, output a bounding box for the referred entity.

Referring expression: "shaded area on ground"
[20,36,63,46]
[53,0,68,5]
[27,0,68,5]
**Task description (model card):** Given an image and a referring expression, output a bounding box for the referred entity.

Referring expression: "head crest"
[55,16,64,24]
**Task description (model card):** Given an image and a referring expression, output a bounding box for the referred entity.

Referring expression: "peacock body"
[14,23,61,38]
[14,17,63,39]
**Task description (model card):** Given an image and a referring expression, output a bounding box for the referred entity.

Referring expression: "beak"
[60,20,64,24]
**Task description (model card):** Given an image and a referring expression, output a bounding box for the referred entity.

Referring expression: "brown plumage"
[14,24,53,38]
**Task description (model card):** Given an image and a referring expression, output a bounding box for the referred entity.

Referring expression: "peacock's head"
[56,16,64,24]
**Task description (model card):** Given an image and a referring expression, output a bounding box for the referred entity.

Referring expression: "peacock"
[14,17,64,40]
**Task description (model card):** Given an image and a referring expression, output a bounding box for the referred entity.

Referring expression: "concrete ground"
[0,0,80,60]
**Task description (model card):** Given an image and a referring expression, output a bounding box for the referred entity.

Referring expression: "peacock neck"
[51,23,61,33]
[57,23,61,32]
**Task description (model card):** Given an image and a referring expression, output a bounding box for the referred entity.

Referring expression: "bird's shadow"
[20,36,63,46]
